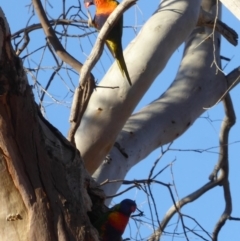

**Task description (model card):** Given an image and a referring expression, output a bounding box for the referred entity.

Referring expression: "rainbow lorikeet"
[93,199,137,241]
[84,0,132,86]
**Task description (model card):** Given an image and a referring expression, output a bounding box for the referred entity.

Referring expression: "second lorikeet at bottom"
[93,199,137,241]
[84,0,132,86]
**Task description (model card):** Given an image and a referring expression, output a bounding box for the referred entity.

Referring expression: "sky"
[1,1,240,240]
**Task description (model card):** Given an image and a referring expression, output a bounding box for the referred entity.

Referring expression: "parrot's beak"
[131,205,136,213]
[84,2,93,8]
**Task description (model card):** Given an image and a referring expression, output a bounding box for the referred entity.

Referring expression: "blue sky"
[2,1,240,240]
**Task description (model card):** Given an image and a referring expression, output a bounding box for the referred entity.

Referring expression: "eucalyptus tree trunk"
[75,0,202,175]
[0,0,238,240]
[0,9,98,241]
[74,0,232,201]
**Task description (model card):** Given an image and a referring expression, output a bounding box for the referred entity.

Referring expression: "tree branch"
[68,0,137,143]
[75,0,202,174]
[197,7,238,46]
[31,0,96,145]
[32,0,83,72]
[11,19,88,40]
[212,93,235,240]
[92,0,226,196]
[226,66,240,90]
[148,179,223,241]
[12,19,89,56]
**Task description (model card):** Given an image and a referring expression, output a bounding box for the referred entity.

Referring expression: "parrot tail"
[116,52,132,86]
[106,40,132,86]
[115,53,132,86]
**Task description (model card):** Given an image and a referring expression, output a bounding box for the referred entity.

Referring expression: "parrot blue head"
[118,199,136,216]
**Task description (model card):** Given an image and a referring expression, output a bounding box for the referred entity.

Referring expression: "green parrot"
[93,199,137,241]
[84,0,132,86]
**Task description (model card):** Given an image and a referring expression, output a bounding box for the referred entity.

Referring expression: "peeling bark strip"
[0,8,98,241]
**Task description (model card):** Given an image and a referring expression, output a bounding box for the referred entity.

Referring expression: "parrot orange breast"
[99,211,130,241]
[94,199,136,241]
[107,211,129,233]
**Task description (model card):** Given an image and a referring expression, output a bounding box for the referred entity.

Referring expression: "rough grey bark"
[1,0,239,240]
[0,8,99,241]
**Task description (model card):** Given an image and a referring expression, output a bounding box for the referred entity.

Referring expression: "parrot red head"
[84,0,95,8]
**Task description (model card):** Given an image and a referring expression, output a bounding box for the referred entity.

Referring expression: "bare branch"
[32,0,83,72]
[197,7,238,46]
[229,216,240,221]
[11,19,88,39]
[182,214,212,240]
[204,66,240,109]
[39,64,63,108]
[211,93,236,241]
[68,78,96,145]
[226,66,240,90]
[209,94,236,181]
[148,179,223,241]
[15,30,30,56]
[31,0,96,144]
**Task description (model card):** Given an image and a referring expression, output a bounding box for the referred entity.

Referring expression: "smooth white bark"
[221,0,240,20]
[75,0,201,174]
[93,11,229,201]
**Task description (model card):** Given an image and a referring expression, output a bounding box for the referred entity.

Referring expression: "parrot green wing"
[93,199,136,241]
[93,1,132,86]
[93,203,123,241]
